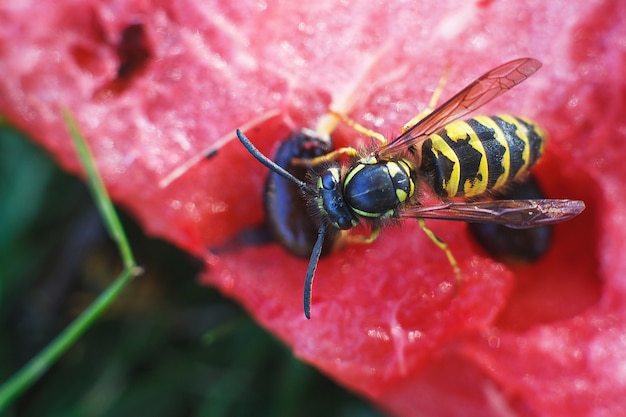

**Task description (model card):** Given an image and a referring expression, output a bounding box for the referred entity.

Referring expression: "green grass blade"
[62,110,137,269]
[0,111,143,411]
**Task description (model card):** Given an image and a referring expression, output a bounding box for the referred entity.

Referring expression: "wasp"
[236,57,585,319]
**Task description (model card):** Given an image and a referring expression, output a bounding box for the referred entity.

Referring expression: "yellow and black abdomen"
[420,115,546,198]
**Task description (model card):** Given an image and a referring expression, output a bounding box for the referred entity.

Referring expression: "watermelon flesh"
[1,1,625,415]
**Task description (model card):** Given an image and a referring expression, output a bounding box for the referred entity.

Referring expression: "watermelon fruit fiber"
[1,1,625,415]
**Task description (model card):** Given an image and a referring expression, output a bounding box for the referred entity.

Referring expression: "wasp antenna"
[304,222,327,319]
[235,129,317,196]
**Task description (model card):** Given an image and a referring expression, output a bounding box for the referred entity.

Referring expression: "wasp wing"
[376,58,542,159]
[399,199,585,229]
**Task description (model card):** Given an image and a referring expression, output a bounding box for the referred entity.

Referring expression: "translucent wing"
[399,199,585,229]
[376,58,542,159]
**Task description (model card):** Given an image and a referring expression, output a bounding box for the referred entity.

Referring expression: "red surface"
[1,1,625,415]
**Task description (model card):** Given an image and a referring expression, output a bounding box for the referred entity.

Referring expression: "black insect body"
[265,128,336,258]
[468,176,553,262]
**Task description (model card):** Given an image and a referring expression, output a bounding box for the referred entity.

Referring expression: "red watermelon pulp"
[1,1,625,416]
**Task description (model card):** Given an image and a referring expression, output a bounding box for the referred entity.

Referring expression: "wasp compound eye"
[320,169,338,190]
[316,168,357,230]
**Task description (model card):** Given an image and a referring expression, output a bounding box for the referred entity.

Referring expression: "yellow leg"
[417,218,462,289]
[401,64,451,133]
[327,109,388,145]
[345,225,381,244]
[291,146,360,167]
[293,107,387,167]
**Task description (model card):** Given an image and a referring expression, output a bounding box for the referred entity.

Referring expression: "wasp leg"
[291,146,360,167]
[401,65,451,133]
[417,218,462,290]
[327,109,388,145]
[345,225,381,244]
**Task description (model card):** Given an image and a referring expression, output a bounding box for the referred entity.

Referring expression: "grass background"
[0,123,383,417]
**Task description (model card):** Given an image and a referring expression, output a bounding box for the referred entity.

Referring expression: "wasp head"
[315,167,359,230]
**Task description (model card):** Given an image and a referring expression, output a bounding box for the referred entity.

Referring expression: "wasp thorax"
[343,159,415,218]
[316,167,358,230]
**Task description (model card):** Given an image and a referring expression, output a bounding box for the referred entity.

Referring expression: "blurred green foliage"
[0,124,383,417]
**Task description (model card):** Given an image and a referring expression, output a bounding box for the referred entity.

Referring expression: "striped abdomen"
[420,115,546,198]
